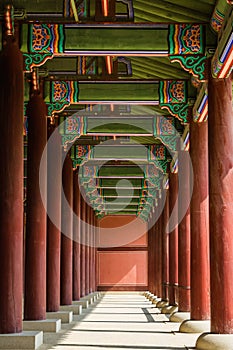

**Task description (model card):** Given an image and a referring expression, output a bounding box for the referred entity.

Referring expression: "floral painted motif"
[29,24,64,53]
[170,81,185,103]
[156,116,174,136]
[149,145,166,161]
[32,25,50,51]
[211,9,225,32]
[182,25,201,53]
[159,81,187,104]
[169,24,204,55]
[51,81,79,103]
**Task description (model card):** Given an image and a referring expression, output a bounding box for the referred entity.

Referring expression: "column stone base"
[145,293,154,300]
[60,304,82,315]
[73,300,89,309]
[170,312,190,323]
[161,305,178,314]
[148,294,156,301]
[23,319,61,333]
[81,296,94,304]
[88,293,97,302]
[196,333,233,350]
[0,331,43,349]
[179,320,210,333]
[156,300,169,308]
[46,311,73,323]
[94,292,101,299]
[152,297,161,304]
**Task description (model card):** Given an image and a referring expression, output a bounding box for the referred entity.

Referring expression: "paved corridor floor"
[42,293,200,350]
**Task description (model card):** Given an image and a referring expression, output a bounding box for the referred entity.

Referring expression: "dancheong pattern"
[159,81,187,104]
[169,24,204,55]
[51,81,79,104]
[211,9,225,32]
[29,24,64,54]
[153,116,178,153]
[149,145,166,161]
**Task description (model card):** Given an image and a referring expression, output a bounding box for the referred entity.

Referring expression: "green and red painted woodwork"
[22,22,206,81]
[159,81,189,123]
[210,0,230,33]
[193,83,208,123]
[58,114,183,153]
[211,8,233,79]
[57,114,181,220]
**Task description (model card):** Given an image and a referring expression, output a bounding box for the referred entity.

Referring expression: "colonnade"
[0,38,98,338]
[147,71,233,348]
[0,22,233,350]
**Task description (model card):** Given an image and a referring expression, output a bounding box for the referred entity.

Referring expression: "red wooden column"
[60,154,73,305]
[85,203,90,295]
[93,215,97,292]
[73,170,81,301]
[208,75,233,333]
[24,87,47,320]
[168,172,179,306]
[178,150,191,312]
[148,215,157,295]
[80,195,86,297]
[0,36,24,333]
[161,190,169,302]
[93,210,97,292]
[94,217,99,292]
[90,209,94,293]
[189,119,210,321]
[156,207,163,298]
[89,207,93,294]
[46,122,62,312]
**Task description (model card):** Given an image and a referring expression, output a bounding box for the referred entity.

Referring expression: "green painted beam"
[45,57,78,74]
[87,117,154,134]
[64,26,168,54]
[78,82,159,103]
[92,145,148,159]
[99,166,144,177]
[99,178,143,187]
[103,201,139,206]
[105,212,137,215]
[101,188,141,196]
[103,197,140,204]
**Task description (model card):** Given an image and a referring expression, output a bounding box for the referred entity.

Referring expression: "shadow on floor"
[56,344,194,349]
[69,329,173,334]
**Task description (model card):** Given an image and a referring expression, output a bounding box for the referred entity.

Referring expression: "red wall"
[97,215,148,291]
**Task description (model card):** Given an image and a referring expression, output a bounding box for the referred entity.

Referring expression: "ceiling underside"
[4,0,228,219]
[133,0,216,23]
